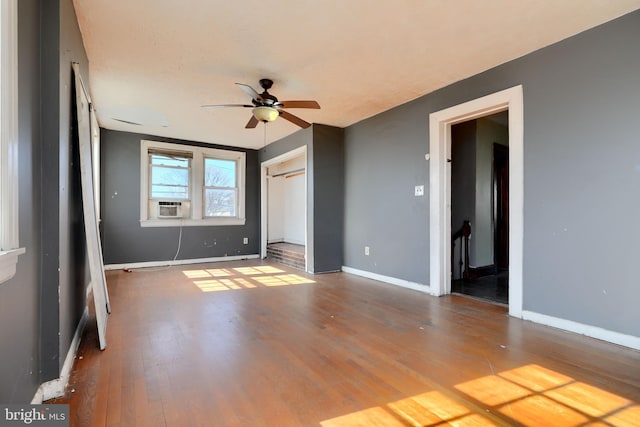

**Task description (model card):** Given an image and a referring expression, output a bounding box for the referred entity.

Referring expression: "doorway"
[260,146,308,271]
[429,85,523,318]
[449,112,509,304]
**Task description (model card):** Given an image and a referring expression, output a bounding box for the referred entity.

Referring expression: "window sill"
[140,218,246,228]
[0,247,26,284]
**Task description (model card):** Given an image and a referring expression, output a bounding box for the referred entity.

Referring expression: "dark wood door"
[493,144,509,269]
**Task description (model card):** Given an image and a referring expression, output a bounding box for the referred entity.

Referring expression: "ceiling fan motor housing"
[257,79,279,106]
[259,79,274,90]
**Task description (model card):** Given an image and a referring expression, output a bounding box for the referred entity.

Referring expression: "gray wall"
[343,100,430,282]
[260,124,344,273]
[100,130,260,264]
[0,0,90,402]
[311,125,344,273]
[343,10,640,336]
[39,0,62,384]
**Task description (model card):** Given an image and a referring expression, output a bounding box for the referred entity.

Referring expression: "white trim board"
[342,266,433,295]
[0,0,25,285]
[522,311,640,351]
[429,85,524,318]
[105,254,260,271]
[32,308,88,404]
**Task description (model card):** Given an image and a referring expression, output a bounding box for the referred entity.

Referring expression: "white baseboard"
[522,310,640,351]
[342,266,433,295]
[32,307,89,404]
[340,267,639,350]
[105,254,260,271]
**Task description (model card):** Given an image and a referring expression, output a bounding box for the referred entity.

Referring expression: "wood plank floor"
[52,259,640,426]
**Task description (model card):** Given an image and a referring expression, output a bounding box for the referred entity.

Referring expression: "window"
[0,0,24,284]
[149,151,191,200]
[140,140,246,227]
[204,158,237,217]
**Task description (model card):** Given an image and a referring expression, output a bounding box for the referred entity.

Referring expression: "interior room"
[1,1,639,425]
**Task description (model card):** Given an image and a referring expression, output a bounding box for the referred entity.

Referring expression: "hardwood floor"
[52,259,640,426]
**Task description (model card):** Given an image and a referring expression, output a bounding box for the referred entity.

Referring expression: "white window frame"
[0,0,25,284]
[203,157,239,218]
[148,149,192,202]
[140,140,246,227]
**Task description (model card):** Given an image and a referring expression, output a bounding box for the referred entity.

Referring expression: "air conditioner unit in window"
[157,201,183,218]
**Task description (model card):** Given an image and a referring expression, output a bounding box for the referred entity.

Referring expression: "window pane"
[151,166,188,186]
[205,189,236,217]
[150,153,189,168]
[151,166,188,199]
[151,185,188,200]
[205,158,236,187]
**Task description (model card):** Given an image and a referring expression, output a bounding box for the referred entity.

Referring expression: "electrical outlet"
[243,237,248,244]
[415,185,425,196]
[365,246,370,256]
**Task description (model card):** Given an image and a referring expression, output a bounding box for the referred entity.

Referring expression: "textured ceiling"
[73,0,640,149]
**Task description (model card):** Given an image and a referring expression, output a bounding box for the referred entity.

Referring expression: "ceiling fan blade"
[236,83,263,102]
[279,110,311,129]
[201,104,253,108]
[280,100,320,109]
[245,115,259,129]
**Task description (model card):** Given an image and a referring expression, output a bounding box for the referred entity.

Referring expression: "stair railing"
[451,220,471,280]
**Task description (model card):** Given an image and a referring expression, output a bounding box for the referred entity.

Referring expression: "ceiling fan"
[202,79,320,129]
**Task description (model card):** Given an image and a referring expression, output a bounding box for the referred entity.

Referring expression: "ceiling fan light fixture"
[253,106,279,122]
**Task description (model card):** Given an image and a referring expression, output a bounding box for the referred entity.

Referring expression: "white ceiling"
[73,0,640,150]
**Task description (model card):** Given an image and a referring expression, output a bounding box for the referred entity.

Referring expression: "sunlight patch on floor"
[193,279,239,292]
[182,269,212,279]
[183,265,313,292]
[605,405,640,425]
[455,375,531,406]
[322,390,497,426]
[206,268,234,277]
[322,364,638,426]
[455,364,635,426]
[234,277,257,288]
[232,266,285,275]
[396,390,475,423]
[253,274,315,287]
[321,406,406,427]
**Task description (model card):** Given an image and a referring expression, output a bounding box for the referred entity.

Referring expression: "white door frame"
[260,145,308,271]
[429,85,524,317]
